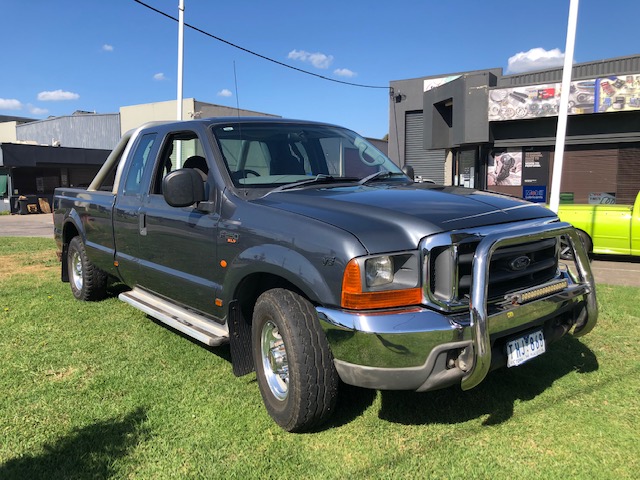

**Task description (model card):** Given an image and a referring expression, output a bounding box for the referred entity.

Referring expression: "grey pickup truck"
[53,117,597,432]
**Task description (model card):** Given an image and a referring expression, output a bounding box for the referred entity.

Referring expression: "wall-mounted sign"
[523,150,550,186]
[424,75,461,92]
[523,186,547,203]
[488,149,522,186]
[488,73,640,121]
[595,76,640,112]
[588,192,616,204]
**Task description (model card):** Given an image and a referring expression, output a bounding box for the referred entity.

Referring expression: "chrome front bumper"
[317,223,597,392]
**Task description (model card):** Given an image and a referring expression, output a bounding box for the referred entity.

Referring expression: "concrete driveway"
[0,213,53,238]
[0,213,54,238]
[1,213,639,287]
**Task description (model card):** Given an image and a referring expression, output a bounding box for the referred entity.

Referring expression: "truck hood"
[255,183,557,253]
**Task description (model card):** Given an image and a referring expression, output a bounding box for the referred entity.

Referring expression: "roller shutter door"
[405,111,445,184]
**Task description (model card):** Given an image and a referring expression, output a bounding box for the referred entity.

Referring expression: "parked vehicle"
[558,191,640,258]
[53,118,597,432]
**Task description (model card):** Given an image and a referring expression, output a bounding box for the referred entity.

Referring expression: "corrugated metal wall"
[498,55,640,87]
[16,114,120,150]
[405,111,445,183]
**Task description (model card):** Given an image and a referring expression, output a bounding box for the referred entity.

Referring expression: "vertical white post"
[176,0,185,167]
[177,0,185,122]
[549,0,579,213]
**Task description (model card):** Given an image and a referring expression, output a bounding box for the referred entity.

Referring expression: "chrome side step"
[119,288,229,347]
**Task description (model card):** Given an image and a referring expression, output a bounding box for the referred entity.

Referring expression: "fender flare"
[223,243,343,307]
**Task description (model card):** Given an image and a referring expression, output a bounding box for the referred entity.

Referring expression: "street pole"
[549,0,579,213]
[176,0,185,166]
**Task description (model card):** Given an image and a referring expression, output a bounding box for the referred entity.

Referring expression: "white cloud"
[506,47,565,74]
[37,90,80,101]
[288,49,334,69]
[0,98,23,110]
[217,89,233,97]
[334,68,356,78]
[102,44,114,52]
[28,105,48,115]
[153,73,166,81]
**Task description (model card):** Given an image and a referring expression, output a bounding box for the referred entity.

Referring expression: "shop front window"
[455,148,477,188]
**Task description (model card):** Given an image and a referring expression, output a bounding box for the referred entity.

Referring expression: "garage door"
[405,111,445,184]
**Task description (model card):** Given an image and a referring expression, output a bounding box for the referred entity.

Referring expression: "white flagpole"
[176,0,185,167]
[549,0,579,213]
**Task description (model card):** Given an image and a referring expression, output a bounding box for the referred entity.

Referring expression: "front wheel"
[252,288,339,432]
[560,230,593,261]
[67,236,108,301]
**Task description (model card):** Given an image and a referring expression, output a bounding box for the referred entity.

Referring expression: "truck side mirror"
[402,165,415,180]
[162,168,206,208]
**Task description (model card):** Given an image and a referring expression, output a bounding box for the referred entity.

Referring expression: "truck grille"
[424,228,560,312]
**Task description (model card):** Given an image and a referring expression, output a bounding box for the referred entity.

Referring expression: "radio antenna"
[233,61,240,116]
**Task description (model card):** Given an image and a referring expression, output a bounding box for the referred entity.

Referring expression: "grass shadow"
[377,336,598,426]
[146,316,233,363]
[0,407,150,480]
[317,382,378,431]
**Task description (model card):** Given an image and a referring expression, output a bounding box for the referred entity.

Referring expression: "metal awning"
[493,132,640,148]
[0,143,109,167]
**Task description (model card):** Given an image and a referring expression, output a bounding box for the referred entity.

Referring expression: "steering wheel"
[233,169,261,180]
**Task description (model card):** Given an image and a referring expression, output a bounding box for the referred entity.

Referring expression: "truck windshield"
[211,122,405,188]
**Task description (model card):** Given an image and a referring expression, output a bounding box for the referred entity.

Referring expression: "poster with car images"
[488,150,522,186]
[595,75,640,112]
[488,73,640,121]
[488,83,561,121]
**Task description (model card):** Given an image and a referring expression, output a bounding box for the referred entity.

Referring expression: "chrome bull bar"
[461,222,598,391]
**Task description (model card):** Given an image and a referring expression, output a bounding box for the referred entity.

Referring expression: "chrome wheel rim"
[70,250,84,291]
[260,320,289,401]
[559,236,574,260]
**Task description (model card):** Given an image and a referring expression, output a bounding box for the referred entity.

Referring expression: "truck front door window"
[152,132,207,195]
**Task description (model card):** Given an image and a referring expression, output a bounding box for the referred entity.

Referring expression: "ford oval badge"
[509,255,531,271]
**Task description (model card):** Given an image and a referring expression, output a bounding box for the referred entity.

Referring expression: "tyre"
[67,236,108,301]
[252,288,339,432]
[560,230,593,261]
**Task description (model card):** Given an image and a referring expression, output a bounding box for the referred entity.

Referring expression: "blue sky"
[1,0,639,139]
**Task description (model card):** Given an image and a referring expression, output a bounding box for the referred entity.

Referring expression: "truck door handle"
[139,213,147,236]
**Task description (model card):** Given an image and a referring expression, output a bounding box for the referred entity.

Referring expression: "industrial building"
[0,100,278,213]
[389,54,640,204]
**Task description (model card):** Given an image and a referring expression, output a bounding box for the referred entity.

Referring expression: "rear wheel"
[252,288,339,432]
[67,236,108,301]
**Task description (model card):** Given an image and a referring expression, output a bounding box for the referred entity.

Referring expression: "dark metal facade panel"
[0,143,109,167]
[491,110,640,147]
[16,114,120,150]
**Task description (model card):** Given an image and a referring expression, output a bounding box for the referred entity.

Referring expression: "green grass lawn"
[1,237,638,479]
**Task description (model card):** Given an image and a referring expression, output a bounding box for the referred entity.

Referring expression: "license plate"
[506,329,545,367]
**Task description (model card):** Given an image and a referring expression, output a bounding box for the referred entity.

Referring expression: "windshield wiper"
[357,171,405,185]
[269,174,356,193]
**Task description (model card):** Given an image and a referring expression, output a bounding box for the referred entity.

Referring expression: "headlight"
[365,256,394,287]
[341,252,421,310]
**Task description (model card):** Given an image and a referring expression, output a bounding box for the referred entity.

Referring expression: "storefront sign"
[595,76,640,113]
[588,192,616,204]
[523,186,547,203]
[523,151,550,185]
[488,73,640,121]
[424,75,461,92]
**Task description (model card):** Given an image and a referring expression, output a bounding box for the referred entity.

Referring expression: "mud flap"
[229,300,255,376]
